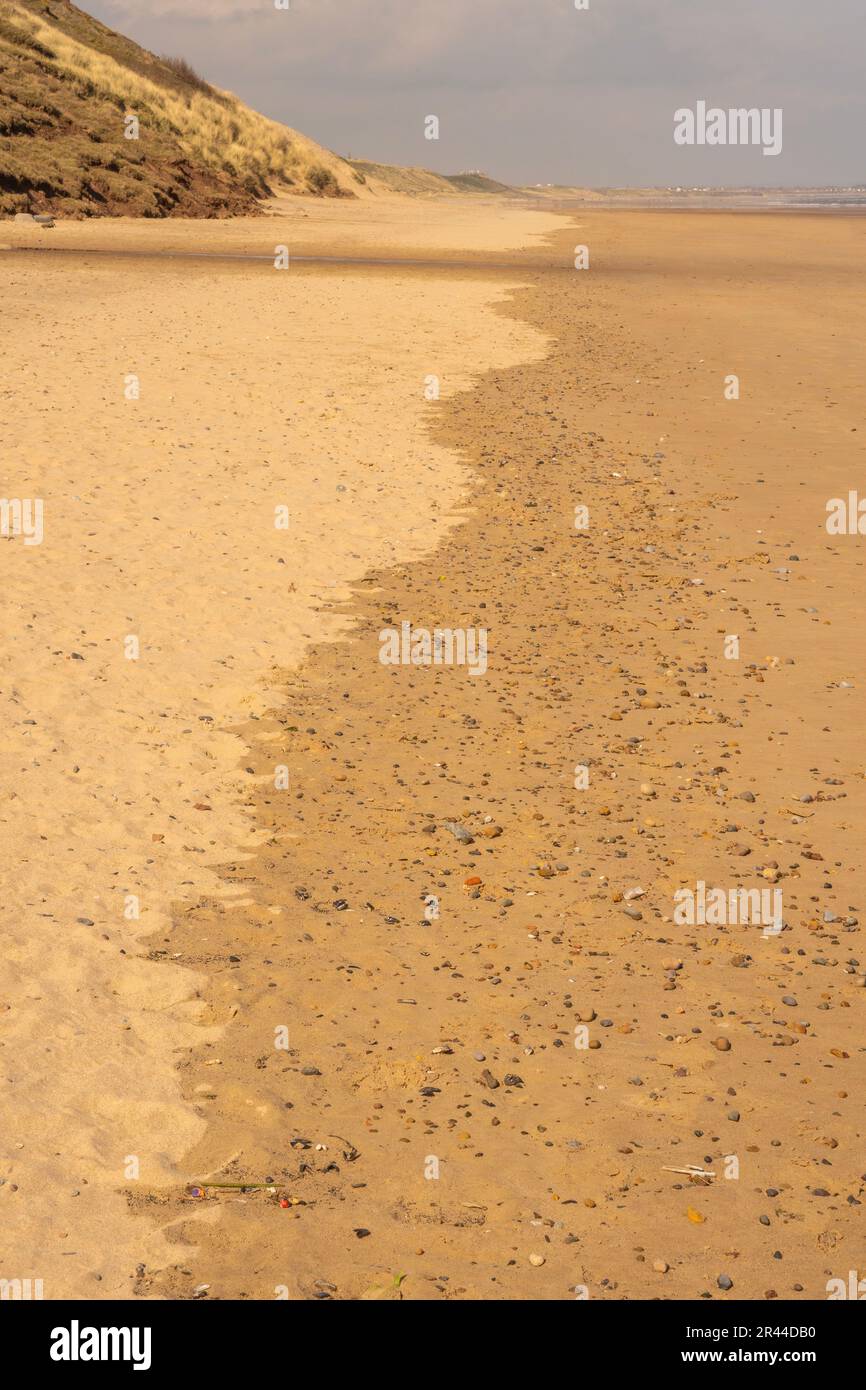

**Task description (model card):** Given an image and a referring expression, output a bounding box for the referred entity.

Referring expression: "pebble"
[442,821,474,844]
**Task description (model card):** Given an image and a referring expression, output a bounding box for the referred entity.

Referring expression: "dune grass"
[5,2,354,207]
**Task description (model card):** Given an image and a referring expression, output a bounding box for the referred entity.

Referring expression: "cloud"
[93,0,865,90]
[100,0,260,15]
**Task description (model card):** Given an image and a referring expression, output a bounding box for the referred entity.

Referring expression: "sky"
[85,1,866,187]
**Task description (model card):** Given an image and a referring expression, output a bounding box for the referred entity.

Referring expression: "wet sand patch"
[142,211,864,1301]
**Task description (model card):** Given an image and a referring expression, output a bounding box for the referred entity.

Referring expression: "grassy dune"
[0,0,363,216]
[346,159,524,200]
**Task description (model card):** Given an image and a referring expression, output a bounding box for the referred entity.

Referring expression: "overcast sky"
[87,1,865,186]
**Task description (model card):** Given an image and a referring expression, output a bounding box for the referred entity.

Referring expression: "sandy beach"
[0,199,554,1298]
[2,202,863,1302]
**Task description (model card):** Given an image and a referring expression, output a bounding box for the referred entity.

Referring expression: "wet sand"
[2,205,863,1301]
[139,209,864,1302]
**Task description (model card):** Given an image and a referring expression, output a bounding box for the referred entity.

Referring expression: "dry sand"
[1,202,863,1301]
[0,199,552,1298]
[1,192,565,261]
